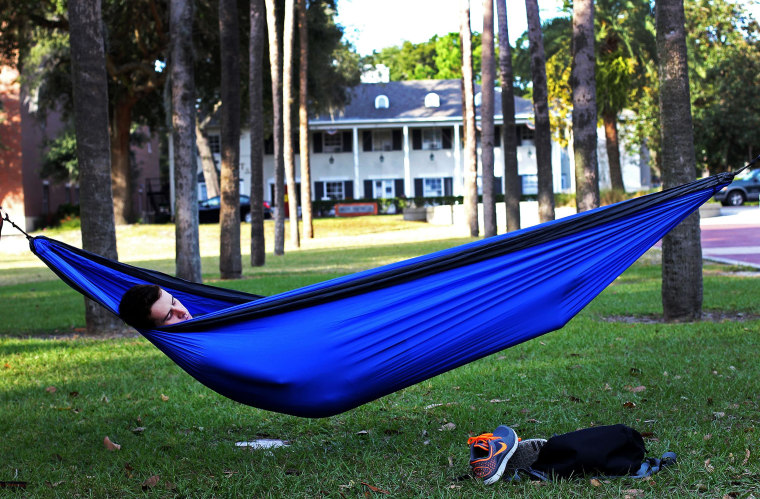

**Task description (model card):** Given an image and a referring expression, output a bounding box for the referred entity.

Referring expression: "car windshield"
[736,169,759,181]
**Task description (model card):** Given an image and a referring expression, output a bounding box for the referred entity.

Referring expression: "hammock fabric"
[25,172,735,418]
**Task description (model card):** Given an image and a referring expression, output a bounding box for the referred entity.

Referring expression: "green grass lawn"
[1,217,759,497]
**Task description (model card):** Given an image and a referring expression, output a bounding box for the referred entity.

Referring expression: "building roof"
[310,79,533,127]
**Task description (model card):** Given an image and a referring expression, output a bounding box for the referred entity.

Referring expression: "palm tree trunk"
[68,0,121,333]
[170,0,202,282]
[525,0,555,223]
[249,0,266,266]
[460,0,478,237]
[219,0,242,279]
[282,0,300,248]
[297,0,313,239]
[656,0,701,321]
[265,0,285,255]
[571,0,600,212]
[195,117,220,199]
[603,110,625,191]
[496,0,521,232]
[481,0,496,237]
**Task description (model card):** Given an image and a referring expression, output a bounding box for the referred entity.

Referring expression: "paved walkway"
[700,206,760,268]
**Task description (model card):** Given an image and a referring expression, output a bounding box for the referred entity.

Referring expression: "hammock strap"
[734,153,760,176]
[0,207,32,241]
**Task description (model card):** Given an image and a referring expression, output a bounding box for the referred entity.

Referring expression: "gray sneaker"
[506,438,547,471]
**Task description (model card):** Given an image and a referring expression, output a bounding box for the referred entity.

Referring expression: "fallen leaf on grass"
[623,401,636,408]
[165,481,177,491]
[45,481,64,488]
[624,385,646,393]
[45,386,57,393]
[103,436,121,451]
[131,427,146,434]
[623,489,644,498]
[438,422,456,431]
[704,459,714,472]
[3,363,11,369]
[160,394,169,402]
[141,475,160,490]
[590,478,602,487]
[361,482,390,494]
[704,434,712,441]
[489,398,509,403]
[713,412,726,419]
[69,391,79,398]
[448,456,454,467]
[356,430,369,436]
[743,449,750,465]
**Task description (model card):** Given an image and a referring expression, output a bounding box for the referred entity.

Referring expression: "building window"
[422,128,442,150]
[325,181,345,200]
[323,132,343,153]
[521,175,538,195]
[372,130,393,151]
[375,95,390,109]
[424,92,440,108]
[207,134,221,154]
[520,126,535,144]
[423,178,443,197]
[373,179,395,198]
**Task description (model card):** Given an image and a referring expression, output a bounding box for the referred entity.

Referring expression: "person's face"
[149,290,192,326]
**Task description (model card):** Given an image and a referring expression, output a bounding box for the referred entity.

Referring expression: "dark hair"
[119,284,162,329]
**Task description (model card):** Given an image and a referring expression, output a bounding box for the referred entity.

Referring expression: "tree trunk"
[298,0,313,239]
[68,0,121,334]
[249,0,266,266]
[481,0,496,237]
[219,0,242,279]
[603,110,625,191]
[171,0,202,282]
[460,0,478,237]
[195,117,220,199]
[282,0,300,248]
[525,0,555,223]
[265,0,285,255]
[656,0,701,321]
[110,96,135,224]
[571,0,600,212]
[496,0,521,232]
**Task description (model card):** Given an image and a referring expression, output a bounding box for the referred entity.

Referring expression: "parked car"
[713,168,760,206]
[198,195,272,223]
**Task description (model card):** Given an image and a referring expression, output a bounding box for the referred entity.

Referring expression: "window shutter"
[414,178,423,197]
[313,132,323,153]
[314,181,324,200]
[494,176,503,195]
[342,131,353,152]
[363,179,373,198]
[270,184,276,205]
[293,133,300,154]
[344,180,354,199]
[444,177,453,196]
[264,135,274,155]
[412,129,422,150]
[394,178,405,197]
[392,129,403,150]
[441,127,452,149]
[363,131,372,152]
[494,126,501,147]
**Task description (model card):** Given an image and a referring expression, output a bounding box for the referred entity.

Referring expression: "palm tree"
[67,0,121,333]
[219,0,242,278]
[265,0,285,255]
[170,0,202,282]
[571,0,600,211]
[282,0,300,248]
[525,0,555,223]
[496,0,521,232]
[481,0,496,237]
[298,0,314,239]
[656,0,701,321]
[249,0,266,266]
[460,0,478,237]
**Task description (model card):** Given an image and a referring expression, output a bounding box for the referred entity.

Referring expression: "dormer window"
[375,95,390,109]
[474,92,482,107]
[424,92,440,108]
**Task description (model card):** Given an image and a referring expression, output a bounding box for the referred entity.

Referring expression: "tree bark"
[249,0,266,266]
[603,110,625,191]
[171,0,202,282]
[195,117,220,199]
[481,0,496,237]
[571,0,600,212]
[496,0,521,232]
[265,0,285,255]
[460,0,478,237]
[219,0,242,279]
[297,0,313,239]
[525,0,555,223]
[110,96,135,224]
[657,0,701,321]
[282,0,300,248]
[68,0,121,334]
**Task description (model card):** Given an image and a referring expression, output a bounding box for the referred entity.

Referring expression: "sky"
[336,0,760,57]
[335,0,565,56]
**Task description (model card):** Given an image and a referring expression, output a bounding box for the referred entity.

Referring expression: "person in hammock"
[119,284,193,328]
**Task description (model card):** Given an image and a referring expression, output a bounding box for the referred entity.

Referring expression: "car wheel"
[726,190,745,206]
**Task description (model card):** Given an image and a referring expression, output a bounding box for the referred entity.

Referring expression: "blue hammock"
[21,173,735,417]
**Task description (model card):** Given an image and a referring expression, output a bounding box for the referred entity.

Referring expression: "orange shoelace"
[467,433,498,448]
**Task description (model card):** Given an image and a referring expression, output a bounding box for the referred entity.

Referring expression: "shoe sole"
[482,430,519,485]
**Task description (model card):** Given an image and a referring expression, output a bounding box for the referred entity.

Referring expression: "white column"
[403,125,411,197]
[454,124,461,196]
[353,127,360,196]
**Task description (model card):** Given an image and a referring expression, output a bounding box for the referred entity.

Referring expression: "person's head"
[118,284,192,329]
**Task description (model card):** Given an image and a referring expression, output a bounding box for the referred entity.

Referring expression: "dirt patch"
[11,328,141,341]
[601,311,760,324]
